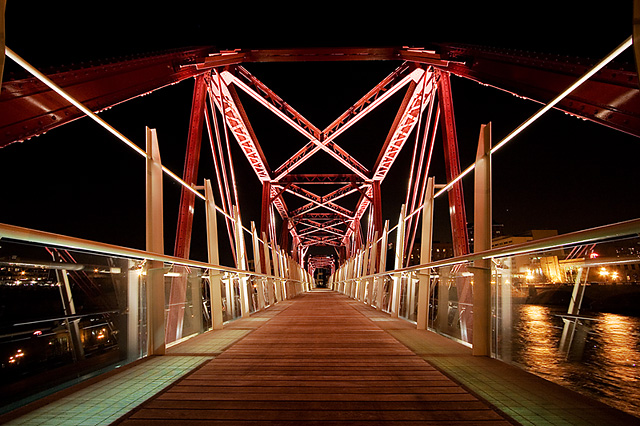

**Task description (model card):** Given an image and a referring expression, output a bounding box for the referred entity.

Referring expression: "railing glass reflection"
[331,222,640,418]
[0,231,306,413]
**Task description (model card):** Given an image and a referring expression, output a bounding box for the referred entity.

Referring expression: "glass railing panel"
[380,275,392,313]
[0,239,145,409]
[490,235,640,418]
[370,277,379,308]
[429,262,474,346]
[248,276,258,313]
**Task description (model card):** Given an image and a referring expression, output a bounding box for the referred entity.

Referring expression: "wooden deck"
[113,291,515,425]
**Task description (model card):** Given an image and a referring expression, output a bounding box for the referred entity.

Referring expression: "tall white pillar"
[251,222,265,310]
[262,232,275,306]
[145,127,165,355]
[376,221,389,310]
[205,179,224,330]
[390,205,406,318]
[416,177,435,330]
[234,206,251,318]
[473,123,492,356]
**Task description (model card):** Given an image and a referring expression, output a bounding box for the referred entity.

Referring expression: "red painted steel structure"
[3,44,638,341]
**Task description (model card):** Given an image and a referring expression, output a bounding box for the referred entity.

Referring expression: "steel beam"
[273,64,424,180]
[166,74,208,343]
[0,47,216,147]
[372,69,432,181]
[208,73,272,182]
[174,74,208,259]
[439,43,640,138]
[437,70,470,257]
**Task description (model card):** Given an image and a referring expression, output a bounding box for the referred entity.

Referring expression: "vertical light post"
[233,206,251,318]
[416,177,435,329]
[262,232,275,306]
[251,222,266,310]
[472,123,492,356]
[376,221,389,310]
[145,127,166,355]
[390,205,406,317]
[205,179,224,329]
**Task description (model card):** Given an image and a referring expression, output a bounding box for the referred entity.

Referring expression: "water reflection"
[510,305,640,418]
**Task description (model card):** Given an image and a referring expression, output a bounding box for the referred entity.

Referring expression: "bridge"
[1,5,640,425]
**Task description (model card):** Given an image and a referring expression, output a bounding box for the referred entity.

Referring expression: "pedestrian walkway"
[2,290,638,425]
[113,290,514,425]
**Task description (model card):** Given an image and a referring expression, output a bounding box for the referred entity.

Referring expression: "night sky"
[1,2,638,266]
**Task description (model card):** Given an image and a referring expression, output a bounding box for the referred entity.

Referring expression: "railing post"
[262,232,276,305]
[473,123,492,356]
[271,243,283,301]
[348,256,356,298]
[354,249,363,300]
[367,233,378,305]
[376,221,389,310]
[205,179,224,330]
[127,260,141,359]
[360,242,371,302]
[145,127,165,355]
[417,177,435,329]
[390,205,406,317]
[233,206,251,318]
[251,222,266,310]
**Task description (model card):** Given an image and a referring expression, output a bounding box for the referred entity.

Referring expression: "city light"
[8,349,25,364]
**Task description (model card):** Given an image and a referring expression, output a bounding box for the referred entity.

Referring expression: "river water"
[511,305,640,418]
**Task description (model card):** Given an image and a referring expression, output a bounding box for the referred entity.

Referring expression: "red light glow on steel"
[433,36,633,201]
[5,46,206,203]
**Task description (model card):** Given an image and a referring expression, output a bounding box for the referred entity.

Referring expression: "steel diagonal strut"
[281,183,354,219]
[344,68,434,245]
[436,69,470,257]
[271,64,426,181]
[224,66,370,181]
[289,182,368,218]
[166,73,207,342]
[208,72,272,182]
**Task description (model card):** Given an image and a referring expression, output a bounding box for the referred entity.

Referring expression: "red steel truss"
[3,45,637,340]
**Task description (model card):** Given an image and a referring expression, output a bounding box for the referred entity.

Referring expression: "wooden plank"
[113,292,513,425]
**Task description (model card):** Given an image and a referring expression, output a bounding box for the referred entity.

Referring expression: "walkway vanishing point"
[2,290,637,426]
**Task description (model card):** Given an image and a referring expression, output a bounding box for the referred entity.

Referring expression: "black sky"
[1,2,638,265]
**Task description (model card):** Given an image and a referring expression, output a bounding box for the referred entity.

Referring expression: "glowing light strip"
[371,37,633,252]
[5,46,206,202]
[433,36,633,200]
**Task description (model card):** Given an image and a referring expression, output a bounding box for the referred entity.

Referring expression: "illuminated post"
[145,127,166,355]
[390,205,406,317]
[126,260,140,359]
[416,177,435,330]
[234,206,251,318]
[251,222,265,310]
[367,232,378,304]
[376,221,389,310]
[347,256,355,298]
[205,179,224,330]
[262,231,275,306]
[473,123,492,356]
[360,243,371,302]
[354,250,363,300]
[271,243,283,302]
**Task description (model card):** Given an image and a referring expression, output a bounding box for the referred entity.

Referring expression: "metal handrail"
[0,222,299,282]
[333,217,640,282]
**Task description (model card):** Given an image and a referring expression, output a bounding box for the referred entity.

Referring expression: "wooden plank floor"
[113,291,515,425]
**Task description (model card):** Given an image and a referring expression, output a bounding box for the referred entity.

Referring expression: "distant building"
[492,229,558,249]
